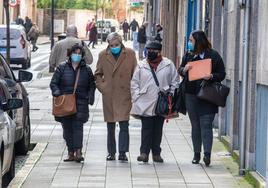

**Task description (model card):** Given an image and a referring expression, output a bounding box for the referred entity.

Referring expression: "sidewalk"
[7,74,252,188]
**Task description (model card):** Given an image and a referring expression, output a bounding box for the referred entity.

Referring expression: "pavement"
[9,40,253,188]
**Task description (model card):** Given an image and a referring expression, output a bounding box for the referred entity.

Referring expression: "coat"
[50,60,96,123]
[49,36,93,72]
[89,26,97,42]
[137,26,146,44]
[178,49,226,115]
[95,46,137,122]
[130,58,179,116]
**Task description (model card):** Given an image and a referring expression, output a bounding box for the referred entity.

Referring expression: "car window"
[0,28,21,40]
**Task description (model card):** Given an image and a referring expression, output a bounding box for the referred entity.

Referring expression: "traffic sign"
[9,0,19,7]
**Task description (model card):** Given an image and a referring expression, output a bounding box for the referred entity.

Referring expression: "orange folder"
[188,59,212,81]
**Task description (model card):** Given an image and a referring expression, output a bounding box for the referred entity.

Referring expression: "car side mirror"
[5,78,17,87]
[2,99,23,111]
[18,70,33,82]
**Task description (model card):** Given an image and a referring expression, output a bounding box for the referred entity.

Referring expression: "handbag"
[52,68,81,117]
[197,80,230,107]
[150,66,174,117]
[173,78,187,115]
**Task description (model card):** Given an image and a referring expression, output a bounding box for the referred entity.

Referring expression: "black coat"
[50,60,96,123]
[137,26,146,43]
[178,49,226,115]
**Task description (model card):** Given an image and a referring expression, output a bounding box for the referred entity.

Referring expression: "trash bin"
[58,33,66,41]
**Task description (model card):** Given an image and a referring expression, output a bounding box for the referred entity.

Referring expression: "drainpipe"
[239,0,250,176]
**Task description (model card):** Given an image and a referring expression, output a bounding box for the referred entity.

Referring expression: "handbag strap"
[73,68,81,94]
[149,66,160,87]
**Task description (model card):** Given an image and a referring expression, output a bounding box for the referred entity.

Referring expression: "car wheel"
[15,115,30,155]
[2,148,15,187]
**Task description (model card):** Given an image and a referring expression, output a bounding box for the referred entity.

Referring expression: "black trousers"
[140,116,165,155]
[185,94,216,153]
[107,121,129,154]
[61,118,83,152]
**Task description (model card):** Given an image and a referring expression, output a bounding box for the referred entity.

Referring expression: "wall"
[0,2,4,24]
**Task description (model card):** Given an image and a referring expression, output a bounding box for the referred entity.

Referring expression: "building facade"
[145,0,268,185]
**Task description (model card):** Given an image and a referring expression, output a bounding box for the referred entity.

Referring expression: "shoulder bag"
[52,68,80,117]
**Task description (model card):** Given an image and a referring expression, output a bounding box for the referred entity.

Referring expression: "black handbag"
[197,80,230,107]
[173,78,187,115]
[150,66,173,116]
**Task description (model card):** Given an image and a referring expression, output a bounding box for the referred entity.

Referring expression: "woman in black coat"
[50,44,96,162]
[88,23,97,48]
[178,30,226,166]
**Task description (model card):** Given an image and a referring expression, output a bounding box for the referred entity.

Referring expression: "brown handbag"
[52,68,80,117]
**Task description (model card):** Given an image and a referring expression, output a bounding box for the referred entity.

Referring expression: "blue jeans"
[107,121,129,154]
[185,94,215,153]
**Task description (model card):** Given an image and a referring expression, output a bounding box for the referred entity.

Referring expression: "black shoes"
[63,152,75,162]
[137,153,149,162]
[118,153,128,161]
[192,152,201,164]
[153,155,164,163]
[106,154,116,161]
[75,149,84,163]
[203,153,211,166]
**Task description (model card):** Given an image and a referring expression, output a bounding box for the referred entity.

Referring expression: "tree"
[37,0,97,10]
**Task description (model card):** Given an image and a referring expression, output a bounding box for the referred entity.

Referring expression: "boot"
[137,153,148,162]
[118,152,128,161]
[75,149,84,163]
[192,152,201,164]
[63,151,75,162]
[203,152,211,167]
[106,153,115,161]
[152,155,164,163]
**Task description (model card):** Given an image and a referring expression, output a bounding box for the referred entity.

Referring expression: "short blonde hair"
[106,32,122,43]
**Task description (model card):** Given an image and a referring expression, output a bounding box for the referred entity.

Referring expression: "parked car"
[97,19,120,41]
[0,54,32,155]
[0,80,23,187]
[0,24,31,69]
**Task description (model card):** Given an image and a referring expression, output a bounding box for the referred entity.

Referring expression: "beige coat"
[130,58,179,116]
[95,47,137,122]
[49,36,93,71]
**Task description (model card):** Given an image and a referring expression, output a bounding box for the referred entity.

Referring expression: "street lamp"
[3,0,10,65]
[51,0,55,50]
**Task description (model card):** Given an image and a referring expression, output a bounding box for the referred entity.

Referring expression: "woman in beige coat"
[95,32,137,161]
[131,41,179,163]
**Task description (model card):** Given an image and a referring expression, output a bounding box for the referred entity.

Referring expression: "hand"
[203,74,213,80]
[183,64,193,72]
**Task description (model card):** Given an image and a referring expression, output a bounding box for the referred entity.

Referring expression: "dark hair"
[191,30,211,54]
[67,43,85,57]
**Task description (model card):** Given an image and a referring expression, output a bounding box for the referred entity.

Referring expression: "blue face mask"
[71,54,82,63]
[187,41,194,52]
[110,47,121,55]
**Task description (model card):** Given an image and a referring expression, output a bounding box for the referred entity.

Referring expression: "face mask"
[187,41,194,52]
[110,47,121,55]
[71,54,82,63]
[147,51,159,61]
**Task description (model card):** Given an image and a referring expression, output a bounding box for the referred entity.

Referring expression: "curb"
[8,143,48,188]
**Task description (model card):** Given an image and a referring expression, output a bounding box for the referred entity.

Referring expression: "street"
[7,41,253,188]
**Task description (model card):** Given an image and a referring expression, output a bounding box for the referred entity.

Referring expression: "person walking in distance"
[49,25,93,73]
[122,19,129,41]
[27,23,40,52]
[137,22,148,60]
[95,32,137,161]
[178,30,226,166]
[50,44,96,163]
[88,23,97,48]
[129,18,139,40]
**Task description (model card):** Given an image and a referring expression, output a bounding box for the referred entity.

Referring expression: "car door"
[0,55,23,131]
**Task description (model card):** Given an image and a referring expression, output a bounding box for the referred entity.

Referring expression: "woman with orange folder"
[178,30,226,166]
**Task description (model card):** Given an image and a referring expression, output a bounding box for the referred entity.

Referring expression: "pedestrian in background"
[129,18,139,40]
[155,24,163,43]
[178,30,226,166]
[50,44,96,163]
[88,23,97,49]
[130,41,179,163]
[49,25,93,73]
[137,22,148,60]
[24,16,32,34]
[27,23,40,52]
[95,32,137,162]
[86,18,94,38]
[122,19,129,41]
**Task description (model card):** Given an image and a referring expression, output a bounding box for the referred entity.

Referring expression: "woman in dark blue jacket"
[50,44,96,162]
[178,30,226,166]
